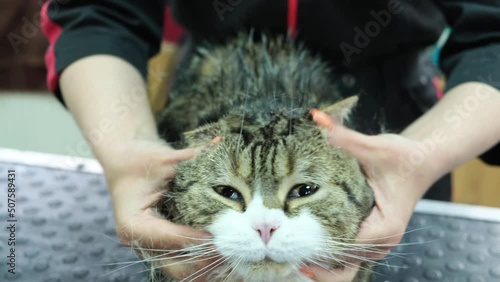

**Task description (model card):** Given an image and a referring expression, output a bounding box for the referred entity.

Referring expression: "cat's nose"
[255,224,279,244]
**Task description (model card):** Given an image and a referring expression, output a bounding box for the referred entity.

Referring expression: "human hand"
[58,55,220,280]
[304,110,439,281]
[100,139,217,281]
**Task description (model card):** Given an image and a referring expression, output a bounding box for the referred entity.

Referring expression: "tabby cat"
[151,34,375,282]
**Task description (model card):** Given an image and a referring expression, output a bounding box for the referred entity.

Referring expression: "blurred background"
[0,0,93,157]
[1,0,499,207]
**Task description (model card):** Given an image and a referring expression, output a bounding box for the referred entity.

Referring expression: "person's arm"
[41,0,165,100]
[60,55,215,280]
[435,0,500,164]
[42,0,217,279]
[304,1,500,280]
[402,82,500,186]
[305,82,500,282]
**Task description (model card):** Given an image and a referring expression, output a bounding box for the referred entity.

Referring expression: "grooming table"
[1,148,499,282]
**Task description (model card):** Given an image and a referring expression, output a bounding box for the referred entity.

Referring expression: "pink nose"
[255,224,279,244]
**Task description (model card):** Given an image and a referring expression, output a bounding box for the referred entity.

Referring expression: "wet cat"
[151,34,375,282]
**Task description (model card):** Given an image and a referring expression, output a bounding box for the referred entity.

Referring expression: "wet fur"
[152,34,375,282]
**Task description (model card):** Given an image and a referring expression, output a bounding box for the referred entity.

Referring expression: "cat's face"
[165,112,374,281]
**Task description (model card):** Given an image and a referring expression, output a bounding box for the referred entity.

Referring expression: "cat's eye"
[213,185,242,201]
[287,183,320,199]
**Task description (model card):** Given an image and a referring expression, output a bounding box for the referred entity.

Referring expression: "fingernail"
[300,267,315,279]
[210,136,223,146]
[310,109,334,130]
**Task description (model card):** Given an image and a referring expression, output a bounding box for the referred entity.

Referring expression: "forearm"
[402,82,500,192]
[59,55,162,167]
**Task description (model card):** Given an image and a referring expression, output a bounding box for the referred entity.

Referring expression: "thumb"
[119,214,212,250]
[311,109,373,162]
[328,124,371,153]
[156,146,208,167]
[167,146,206,161]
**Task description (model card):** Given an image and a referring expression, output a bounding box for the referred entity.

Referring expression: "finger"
[310,109,335,129]
[307,264,361,282]
[327,123,374,158]
[117,214,212,251]
[310,109,374,161]
[165,147,205,162]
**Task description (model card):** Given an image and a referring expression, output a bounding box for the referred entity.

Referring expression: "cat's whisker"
[108,249,213,277]
[131,242,215,253]
[305,258,349,279]
[343,248,411,260]
[320,248,380,263]
[88,230,125,245]
[222,256,244,282]
[178,256,227,282]
[146,231,215,242]
[124,246,217,268]
[104,241,212,275]
[132,247,216,256]
[147,254,221,275]
[324,239,435,248]
[101,256,154,278]
[322,237,409,248]
[320,226,431,242]
[321,249,396,272]
[146,250,219,264]
[156,253,220,269]
[137,245,218,266]
[308,256,338,268]
[317,253,377,274]
[99,253,170,267]
[321,242,407,257]
[132,255,221,282]
[210,261,233,282]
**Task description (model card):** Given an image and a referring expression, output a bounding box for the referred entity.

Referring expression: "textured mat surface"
[0,161,499,282]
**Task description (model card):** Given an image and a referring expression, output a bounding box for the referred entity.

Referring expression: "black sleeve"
[42,0,164,97]
[435,0,500,91]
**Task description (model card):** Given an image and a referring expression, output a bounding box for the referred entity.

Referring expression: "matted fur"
[152,34,375,282]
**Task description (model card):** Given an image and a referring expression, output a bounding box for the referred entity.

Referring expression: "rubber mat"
[0,161,499,282]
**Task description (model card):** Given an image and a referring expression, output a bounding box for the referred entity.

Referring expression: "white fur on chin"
[207,194,325,282]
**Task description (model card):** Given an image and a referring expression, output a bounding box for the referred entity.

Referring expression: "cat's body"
[153,34,375,282]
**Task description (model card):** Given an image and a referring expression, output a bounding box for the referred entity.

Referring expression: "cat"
[151,34,375,282]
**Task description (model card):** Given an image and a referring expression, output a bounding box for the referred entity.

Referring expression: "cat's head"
[161,96,374,281]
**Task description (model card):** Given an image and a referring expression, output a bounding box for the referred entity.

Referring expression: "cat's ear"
[320,95,358,125]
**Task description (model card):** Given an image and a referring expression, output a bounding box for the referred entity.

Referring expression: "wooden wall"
[453,159,500,208]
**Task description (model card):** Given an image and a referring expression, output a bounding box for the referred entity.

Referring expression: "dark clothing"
[41,0,500,167]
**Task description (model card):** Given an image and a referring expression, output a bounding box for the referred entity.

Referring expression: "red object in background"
[287,0,298,38]
[40,1,62,93]
[0,2,182,92]
[432,77,444,100]
[163,6,184,43]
